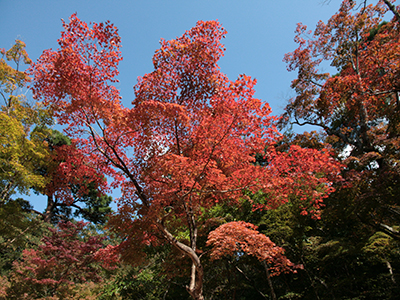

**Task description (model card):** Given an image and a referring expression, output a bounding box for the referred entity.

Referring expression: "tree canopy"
[29,14,342,300]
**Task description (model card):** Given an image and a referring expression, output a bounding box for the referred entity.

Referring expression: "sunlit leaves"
[207,221,298,276]
[31,15,343,300]
[0,40,31,102]
[0,41,52,201]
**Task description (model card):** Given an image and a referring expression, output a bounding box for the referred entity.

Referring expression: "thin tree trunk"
[235,266,268,299]
[44,193,55,223]
[386,259,396,284]
[263,261,277,300]
[156,219,204,300]
[301,258,321,300]
[0,181,13,203]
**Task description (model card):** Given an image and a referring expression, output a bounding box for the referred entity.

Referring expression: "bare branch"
[383,0,400,24]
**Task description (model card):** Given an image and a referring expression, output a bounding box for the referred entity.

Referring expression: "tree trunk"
[156,220,205,300]
[386,259,396,284]
[0,181,13,203]
[263,261,277,300]
[44,193,55,223]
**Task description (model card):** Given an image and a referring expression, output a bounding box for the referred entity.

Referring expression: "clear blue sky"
[1,0,343,212]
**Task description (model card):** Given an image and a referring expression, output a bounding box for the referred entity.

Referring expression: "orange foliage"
[31,14,343,299]
[207,221,301,276]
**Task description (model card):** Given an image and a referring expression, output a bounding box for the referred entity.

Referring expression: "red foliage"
[281,0,400,239]
[207,221,301,276]
[282,0,400,167]
[45,142,108,205]
[10,221,105,297]
[30,14,343,299]
[93,244,120,270]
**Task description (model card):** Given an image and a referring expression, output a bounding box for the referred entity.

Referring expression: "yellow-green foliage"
[362,230,398,263]
[0,41,52,200]
[0,111,48,193]
[0,40,31,99]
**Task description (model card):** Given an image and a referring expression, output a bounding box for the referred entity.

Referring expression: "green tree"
[0,41,54,286]
[0,40,52,202]
[34,127,112,224]
[0,199,49,276]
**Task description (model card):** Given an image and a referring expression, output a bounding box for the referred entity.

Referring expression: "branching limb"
[235,266,268,299]
[383,0,400,24]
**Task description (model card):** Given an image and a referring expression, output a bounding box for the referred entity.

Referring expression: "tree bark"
[263,261,277,300]
[0,181,13,203]
[44,193,55,223]
[156,219,204,300]
[235,265,268,299]
[382,0,400,24]
[385,259,396,284]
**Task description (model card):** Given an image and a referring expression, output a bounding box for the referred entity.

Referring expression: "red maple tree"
[207,221,299,273]
[207,221,303,300]
[31,14,342,299]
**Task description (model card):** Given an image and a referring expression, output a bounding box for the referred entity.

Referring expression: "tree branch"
[155,220,204,299]
[235,265,268,299]
[383,0,400,24]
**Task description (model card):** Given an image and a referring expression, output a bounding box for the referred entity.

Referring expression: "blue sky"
[1,0,343,212]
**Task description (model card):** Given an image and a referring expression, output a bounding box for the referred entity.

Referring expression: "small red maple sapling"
[207,221,300,275]
[31,14,342,300]
[207,221,304,300]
